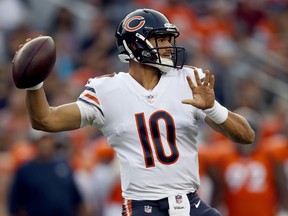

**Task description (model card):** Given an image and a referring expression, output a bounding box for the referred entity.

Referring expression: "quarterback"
[21,8,254,216]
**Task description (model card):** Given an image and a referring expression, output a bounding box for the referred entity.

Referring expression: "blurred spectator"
[235,0,266,37]
[74,136,121,216]
[156,0,200,44]
[7,131,86,216]
[0,24,31,106]
[78,11,118,76]
[0,89,31,147]
[234,76,266,111]
[91,137,121,216]
[0,0,29,65]
[48,6,80,81]
[0,140,35,216]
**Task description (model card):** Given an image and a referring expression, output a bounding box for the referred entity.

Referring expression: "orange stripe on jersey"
[128,200,132,216]
[84,93,100,105]
[123,199,132,216]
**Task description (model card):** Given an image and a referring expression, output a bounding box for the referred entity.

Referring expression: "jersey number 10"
[135,110,179,168]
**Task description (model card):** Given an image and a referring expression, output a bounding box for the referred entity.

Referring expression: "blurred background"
[0,0,288,216]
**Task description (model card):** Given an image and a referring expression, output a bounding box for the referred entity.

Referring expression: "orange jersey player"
[262,134,288,214]
[216,145,282,216]
[208,107,288,216]
[197,133,233,206]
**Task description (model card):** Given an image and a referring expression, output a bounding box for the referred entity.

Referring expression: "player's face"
[148,35,173,59]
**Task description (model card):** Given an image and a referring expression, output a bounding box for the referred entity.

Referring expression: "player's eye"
[157,35,172,43]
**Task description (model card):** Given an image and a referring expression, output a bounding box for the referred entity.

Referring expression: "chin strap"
[145,57,174,73]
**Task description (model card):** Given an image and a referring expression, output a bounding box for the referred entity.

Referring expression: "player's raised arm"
[12,36,81,132]
[182,69,255,144]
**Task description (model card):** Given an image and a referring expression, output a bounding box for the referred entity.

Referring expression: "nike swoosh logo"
[194,200,201,208]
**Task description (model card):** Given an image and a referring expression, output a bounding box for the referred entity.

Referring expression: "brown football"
[12,36,56,89]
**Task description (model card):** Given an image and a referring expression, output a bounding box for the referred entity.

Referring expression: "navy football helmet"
[115,8,185,73]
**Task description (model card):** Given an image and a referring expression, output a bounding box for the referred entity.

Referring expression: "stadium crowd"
[0,0,288,215]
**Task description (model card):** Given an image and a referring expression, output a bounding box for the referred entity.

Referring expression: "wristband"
[203,101,228,124]
[26,82,43,91]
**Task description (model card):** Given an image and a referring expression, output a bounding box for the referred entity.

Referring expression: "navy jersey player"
[21,9,254,216]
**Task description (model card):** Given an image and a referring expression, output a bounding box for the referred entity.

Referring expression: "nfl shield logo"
[175,194,183,204]
[144,205,152,213]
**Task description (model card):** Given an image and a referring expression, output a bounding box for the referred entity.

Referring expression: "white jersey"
[76,66,206,200]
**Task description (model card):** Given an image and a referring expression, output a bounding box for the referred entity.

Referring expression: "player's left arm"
[205,111,255,144]
[182,69,255,144]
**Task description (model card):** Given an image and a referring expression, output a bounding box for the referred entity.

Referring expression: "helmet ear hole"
[133,39,158,63]
[141,50,152,58]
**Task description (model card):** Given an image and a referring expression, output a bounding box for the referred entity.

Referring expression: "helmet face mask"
[115,9,185,73]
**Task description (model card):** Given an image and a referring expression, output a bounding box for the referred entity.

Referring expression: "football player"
[205,107,288,216]
[21,8,254,216]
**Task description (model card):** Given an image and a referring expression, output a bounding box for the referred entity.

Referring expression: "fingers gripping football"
[12,36,56,89]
